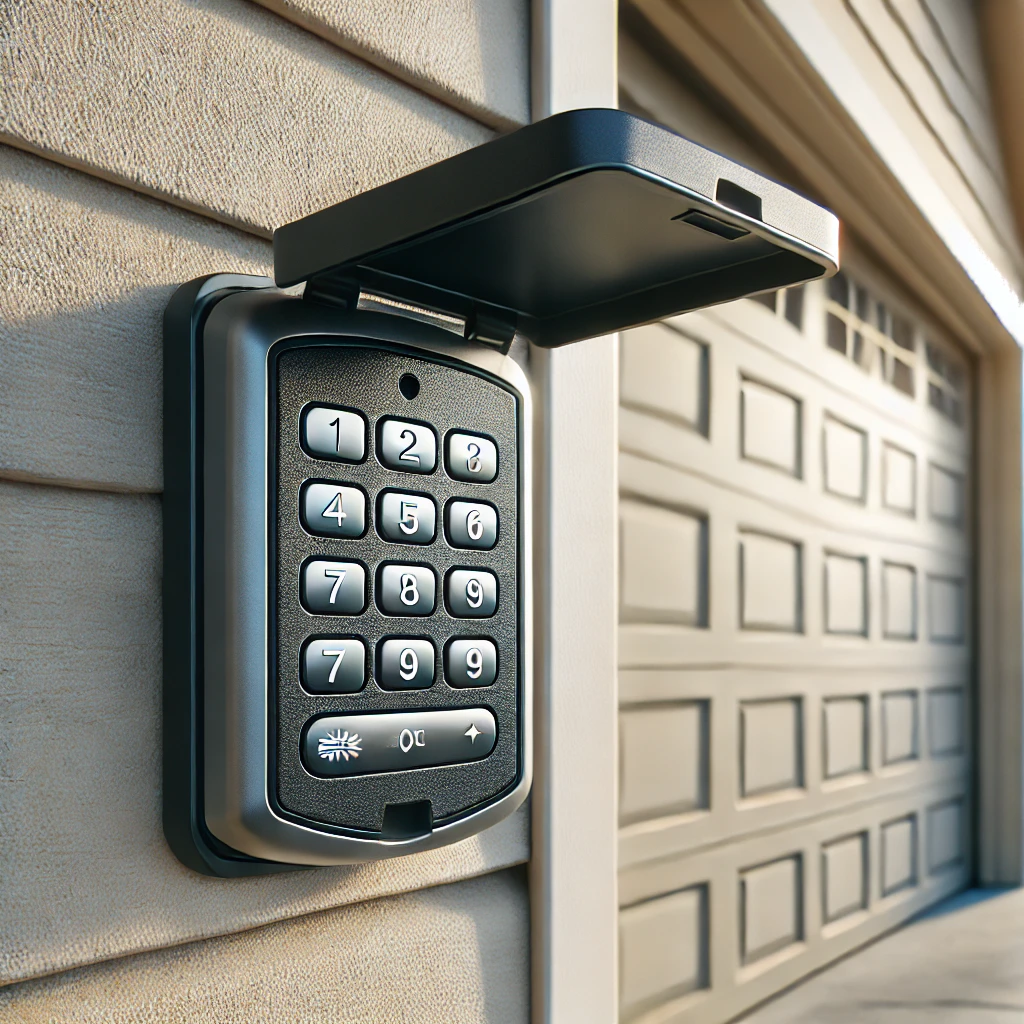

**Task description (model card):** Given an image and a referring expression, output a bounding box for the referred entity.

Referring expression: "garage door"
[616,265,973,1023]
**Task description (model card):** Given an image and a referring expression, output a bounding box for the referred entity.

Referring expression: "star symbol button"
[464,723,482,743]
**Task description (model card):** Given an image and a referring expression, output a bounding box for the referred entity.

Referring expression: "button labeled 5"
[447,432,497,483]
[378,491,436,545]
[302,637,367,693]
[446,500,497,550]
[379,419,437,473]
[300,482,366,539]
[446,568,498,617]
[378,564,436,616]
[301,560,367,615]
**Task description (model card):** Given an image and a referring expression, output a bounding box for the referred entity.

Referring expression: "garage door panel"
[619,785,968,1023]
[618,669,968,869]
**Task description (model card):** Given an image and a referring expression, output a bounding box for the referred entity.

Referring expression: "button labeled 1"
[300,482,366,539]
[447,433,497,483]
[301,560,367,615]
[302,405,366,462]
[302,708,497,776]
[378,564,436,616]
[378,491,436,545]
[378,638,435,690]
[446,500,497,550]
[302,637,367,693]
[446,569,498,617]
[379,419,437,473]
[445,638,498,688]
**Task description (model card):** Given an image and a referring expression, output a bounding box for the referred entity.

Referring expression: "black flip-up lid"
[274,108,839,348]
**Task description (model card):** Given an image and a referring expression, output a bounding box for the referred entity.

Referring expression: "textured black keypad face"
[272,341,521,834]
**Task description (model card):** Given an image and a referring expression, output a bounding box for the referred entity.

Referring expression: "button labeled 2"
[301,560,367,615]
[378,491,436,545]
[302,637,367,693]
[446,569,498,617]
[446,500,497,550]
[302,708,497,776]
[300,482,366,539]
[379,419,437,473]
[378,564,436,616]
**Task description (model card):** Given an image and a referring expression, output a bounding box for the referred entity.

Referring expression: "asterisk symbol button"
[465,723,482,743]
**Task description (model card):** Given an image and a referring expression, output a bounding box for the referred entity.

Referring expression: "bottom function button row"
[302,708,497,777]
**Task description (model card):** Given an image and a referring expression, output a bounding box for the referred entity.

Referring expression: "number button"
[378,491,437,545]
[378,638,435,690]
[301,560,367,615]
[379,419,437,474]
[302,405,366,462]
[447,433,497,483]
[378,564,436,616]
[301,637,367,693]
[446,569,498,618]
[300,482,367,539]
[446,500,498,550]
[445,638,498,688]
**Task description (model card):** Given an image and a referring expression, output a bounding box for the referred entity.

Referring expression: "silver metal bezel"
[201,289,533,865]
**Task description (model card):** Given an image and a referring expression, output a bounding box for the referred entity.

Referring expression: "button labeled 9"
[446,568,498,618]
[445,638,497,688]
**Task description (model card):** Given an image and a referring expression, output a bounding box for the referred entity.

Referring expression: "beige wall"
[0,0,530,1017]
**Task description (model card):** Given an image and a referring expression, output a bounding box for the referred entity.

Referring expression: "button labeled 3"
[378,564,436,616]
[378,491,436,545]
[446,568,498,617]
[302,637,367,693]
[378,638,435,690]
[302,405,366,462]
[302,708,497,776]
[301,560,367,615]
[446,500,497,550]
[379,419,437,473]
[300,482,366,539]
[445,638,498,688]
[447,433,497,483]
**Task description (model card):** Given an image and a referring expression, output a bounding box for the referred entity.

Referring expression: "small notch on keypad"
[399,373,420,400]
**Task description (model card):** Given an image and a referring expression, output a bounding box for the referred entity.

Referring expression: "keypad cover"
[273,344,521,834]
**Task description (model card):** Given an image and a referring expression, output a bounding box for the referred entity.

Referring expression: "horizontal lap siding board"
[254,0,530,129]
[0,870,530,1023]
[0,478,529,984]
[617,285,972,1023]
[0,0,494,237]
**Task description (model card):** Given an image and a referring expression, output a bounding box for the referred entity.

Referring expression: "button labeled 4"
[300,482,367,539]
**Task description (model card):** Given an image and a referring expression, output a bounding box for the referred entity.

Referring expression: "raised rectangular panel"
[882,691,919,764]
[740,378,802,477]
[739,532,803,632]
[928,575,965,643]
[620,501,708,626]
[621,323,708,433]
[740,698,803,797]
[928,688,965,756]
[822,415,867,501]
[619,887,708,1019]
[740,856,803,964]
[823,697,868,778]
[928,463,964,524]
[927,800,964,874]
[882,442,917,515]
[822,833,868,922]
[882,562,918,640]
[620,703,708,824]
[882,815,918,896]
[824,553,868,635]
